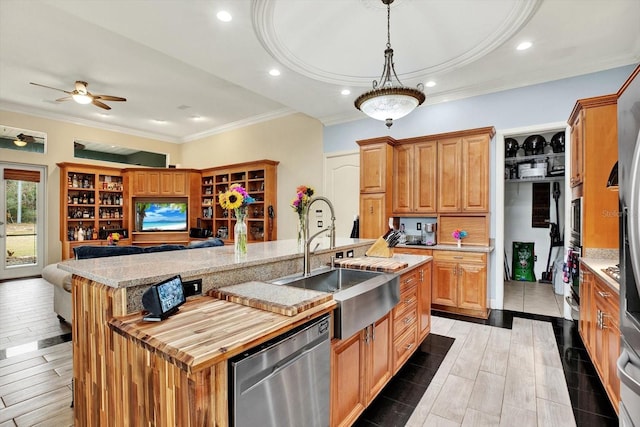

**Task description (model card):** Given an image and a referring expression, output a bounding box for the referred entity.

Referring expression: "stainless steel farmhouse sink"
[271,268,400,339]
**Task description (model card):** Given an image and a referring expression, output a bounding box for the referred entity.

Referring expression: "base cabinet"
[431,251,488,318]
[579,265,620,414]
[331,313,392,427]
[330,261,430,427]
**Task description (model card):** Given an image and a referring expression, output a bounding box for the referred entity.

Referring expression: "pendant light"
[354,0,425,128]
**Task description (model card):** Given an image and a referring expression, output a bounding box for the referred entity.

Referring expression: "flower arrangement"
[107,232,120,246]
[291,185,315,245]
[219,183,255,212]
[452,229,468,240]
[219,184,254,256]
[452,229,468,247]
[291,185,314,215]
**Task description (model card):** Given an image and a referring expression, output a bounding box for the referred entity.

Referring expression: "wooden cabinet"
[437,132,491,213]
[393,249,432,344]
[58,163,128,259]
[392,268,419,372]
[431,250,488,318]
[201,160,278,243]
[568,94,619,249]
[357,137,395,238]
[359,193,387,239]
[331,313,392,427]
[579,264,620,414]
[393,140,437,214]
[130,169,187,196]
[359,139,394,193]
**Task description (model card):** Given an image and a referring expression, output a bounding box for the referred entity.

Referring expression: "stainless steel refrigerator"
[617,64,640,427]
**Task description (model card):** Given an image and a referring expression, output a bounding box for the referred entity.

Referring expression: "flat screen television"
[142,275,185,321]
[135,200,188,232]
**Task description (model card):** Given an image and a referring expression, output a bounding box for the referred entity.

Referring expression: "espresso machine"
[423,222,437,246]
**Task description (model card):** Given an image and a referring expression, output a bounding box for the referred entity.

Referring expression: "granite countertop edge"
[396,243,494,253]
[581,257,620,293]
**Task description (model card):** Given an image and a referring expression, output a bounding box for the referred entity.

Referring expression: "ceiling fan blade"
[93,95,126,102]
[56,96,72,102]
[30,82,72,95]
[92,99,111,110]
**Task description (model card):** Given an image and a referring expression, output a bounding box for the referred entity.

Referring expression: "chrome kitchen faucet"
[304,196,336,276]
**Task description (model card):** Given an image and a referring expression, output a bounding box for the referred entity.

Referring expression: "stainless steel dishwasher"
[229,314,331,427]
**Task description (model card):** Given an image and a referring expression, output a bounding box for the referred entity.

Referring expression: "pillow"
[187,238,225,249]
[74,245,144,260]
[143,244,187,253]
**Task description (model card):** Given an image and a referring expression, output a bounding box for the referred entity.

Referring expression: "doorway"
[0,163,47,280]
[495,123,571,319]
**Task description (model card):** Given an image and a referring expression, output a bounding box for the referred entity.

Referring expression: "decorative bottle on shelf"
[234,206,248,257]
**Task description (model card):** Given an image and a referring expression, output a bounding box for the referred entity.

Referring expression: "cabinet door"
[331,333,366,427]
[414,141,437,213]
[133,171,148,195]
[360,144,389,193]
[437,138,462,212]
[570,111,584,187]
[579,269,593,348]
[462,134,489,212]
[432,260,457,307]
[367,314,392,402]
[160,171,187,195]
[359,193,386,239]
[418,262,432,341]
[392,145,413,213]
[604,317,620,413]
[457,262,487,311]
[147,171,160,195]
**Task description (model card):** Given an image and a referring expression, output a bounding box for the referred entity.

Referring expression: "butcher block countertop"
[109,296,336,373]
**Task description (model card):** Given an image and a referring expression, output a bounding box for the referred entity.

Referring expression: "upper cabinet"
[393,139,437,214]
[568,94,618,249]
[130,169,187,196]
[359,138,394,193]
[437,130,492,213]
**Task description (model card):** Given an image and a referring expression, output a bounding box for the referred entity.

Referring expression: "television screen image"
[135,201,187,231]
[157,276,185,313]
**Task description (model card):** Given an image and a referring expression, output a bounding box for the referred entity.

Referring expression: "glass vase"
[457,239,462,248]
[234,207,248,257]
[297,213,306,251]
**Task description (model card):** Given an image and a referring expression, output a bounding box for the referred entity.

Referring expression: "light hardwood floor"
[0,277,73,427]
[503,280,565,317]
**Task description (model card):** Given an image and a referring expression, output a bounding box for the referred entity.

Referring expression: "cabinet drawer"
[393,324,418,371]
[593,278,619,322]
[399,270,420,292]
[394,284,418,318]
[393,305,417,339]
[433,250,486,264]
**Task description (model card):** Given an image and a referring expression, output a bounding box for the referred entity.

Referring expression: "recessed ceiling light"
[425,81,436,88]
[191,115,204,121]
[216,11,232,22]
[98,112,109,118]
[341,89,351,96]
[269,69,281,77]
[517,41,532,51]
[152,119,166,124]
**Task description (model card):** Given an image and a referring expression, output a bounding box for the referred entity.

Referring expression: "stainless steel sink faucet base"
[304,196,336,276]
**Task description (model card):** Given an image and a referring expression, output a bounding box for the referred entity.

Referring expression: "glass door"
[0,163,46,280]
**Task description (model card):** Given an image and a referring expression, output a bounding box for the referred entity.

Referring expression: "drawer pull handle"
[597,291,611,298]
[404,277,415,284]
[404,298,415,304]
[405,343,414,350]
[453,256,463,259]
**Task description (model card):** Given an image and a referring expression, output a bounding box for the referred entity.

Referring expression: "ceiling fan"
[30,80,126,110]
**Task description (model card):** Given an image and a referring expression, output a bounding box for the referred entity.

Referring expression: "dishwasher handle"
[239,339,327,395]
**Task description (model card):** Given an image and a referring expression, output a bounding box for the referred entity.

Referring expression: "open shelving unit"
[504,152,565,183]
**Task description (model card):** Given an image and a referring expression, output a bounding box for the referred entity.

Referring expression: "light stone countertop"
[581,257,620,293]
[58,238,376,289]
[395,243,495,253]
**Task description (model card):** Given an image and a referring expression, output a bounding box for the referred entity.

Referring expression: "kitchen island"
[59,238,431,426]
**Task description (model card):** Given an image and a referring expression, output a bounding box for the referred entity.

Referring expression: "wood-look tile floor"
[0,277,73,427]
[504,280,565,317]
[405,316,577,427]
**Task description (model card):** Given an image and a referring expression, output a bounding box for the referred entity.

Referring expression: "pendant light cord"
[386,2,391,49]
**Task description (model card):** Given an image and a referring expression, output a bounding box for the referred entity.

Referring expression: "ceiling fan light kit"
[13,132,34,147]
[30,80,126,110]
[354,0,425,128]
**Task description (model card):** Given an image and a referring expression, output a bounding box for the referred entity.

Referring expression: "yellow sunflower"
[219,189,243,210]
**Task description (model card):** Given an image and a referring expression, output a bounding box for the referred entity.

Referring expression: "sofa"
[42,238,224,323]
